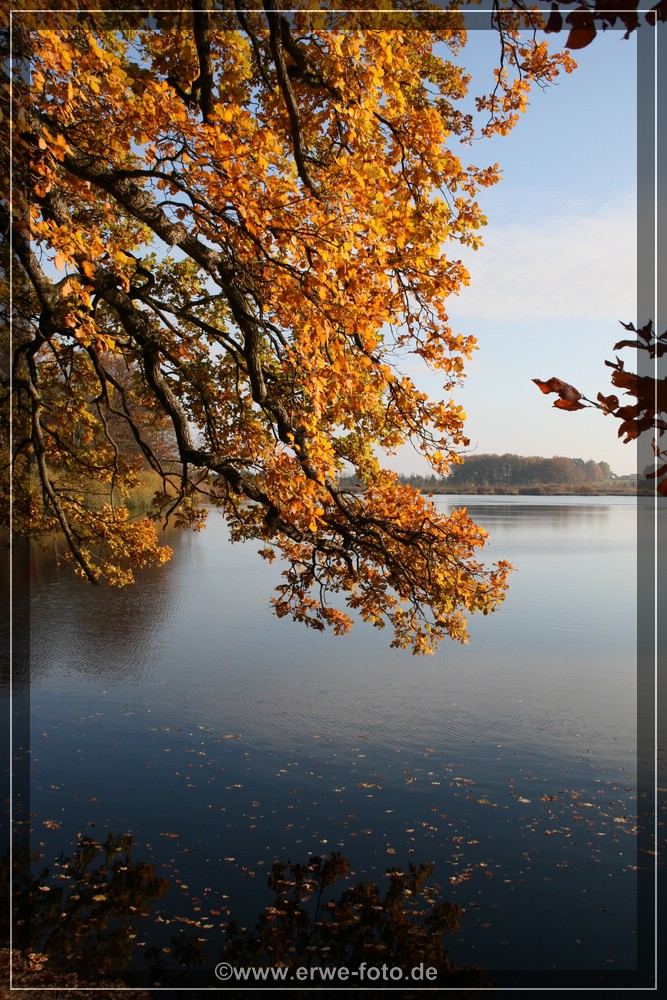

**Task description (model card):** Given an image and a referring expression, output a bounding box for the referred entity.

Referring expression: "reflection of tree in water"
[2,835,487,991]
[3,833,168,976]
[25,533,183,689]
[448,501,614,534]
[215,853,487,991]
[1,538,28,695]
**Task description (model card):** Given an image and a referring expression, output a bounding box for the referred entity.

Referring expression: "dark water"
[15,496,654,980]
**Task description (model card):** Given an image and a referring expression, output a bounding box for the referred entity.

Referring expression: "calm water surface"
[22,496,650,980]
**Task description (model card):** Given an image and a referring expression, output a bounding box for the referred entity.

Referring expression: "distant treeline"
[339,454,642,495]
[445,453,614,487]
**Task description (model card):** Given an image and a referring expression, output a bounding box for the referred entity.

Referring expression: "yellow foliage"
[4,6,574,649]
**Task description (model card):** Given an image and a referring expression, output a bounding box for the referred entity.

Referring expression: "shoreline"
[339,484,650,497]
[418,486,650,497]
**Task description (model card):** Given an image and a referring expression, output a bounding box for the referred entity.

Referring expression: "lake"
[11,495,657,987]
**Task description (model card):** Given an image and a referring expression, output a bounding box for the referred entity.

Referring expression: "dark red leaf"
[646,460,667,482]
[533,375,587,411]
[565,23,597,48]
[620,11,640,37]
[617,422,640,442]
[648,0,667,26]
[615,404,641,421]
[613,338,647,352]
[554,397,586,411]
[656,378,667,411]
[564,6,598,48]
[533,376,583,403]
[545,4,563,33]
[610,368,638,393]
[533,377,561,395]
[597,392,619,413]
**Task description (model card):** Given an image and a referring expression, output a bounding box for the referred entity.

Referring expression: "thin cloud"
[449,197,636,323]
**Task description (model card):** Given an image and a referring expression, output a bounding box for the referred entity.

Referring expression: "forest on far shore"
[340,454,645,495]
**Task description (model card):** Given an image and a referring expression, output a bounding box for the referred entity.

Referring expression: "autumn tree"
[2,3,576,653]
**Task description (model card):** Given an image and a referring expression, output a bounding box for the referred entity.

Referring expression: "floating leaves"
[27,678,641,979]
[449,866,473,886]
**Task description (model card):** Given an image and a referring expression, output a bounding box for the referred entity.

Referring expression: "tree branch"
[263,0,320,197]
[191,0,215,123]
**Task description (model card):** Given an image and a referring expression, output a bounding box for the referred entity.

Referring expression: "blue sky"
[388,26,639,477]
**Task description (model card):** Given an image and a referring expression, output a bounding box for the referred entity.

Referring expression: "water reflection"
[21,498,639,692]
[15,497,647,980]
[445,496,627,547]
[23,500,639,757]
[27,532,183,689]
[5,833,168,976]
[3,833,485,990]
